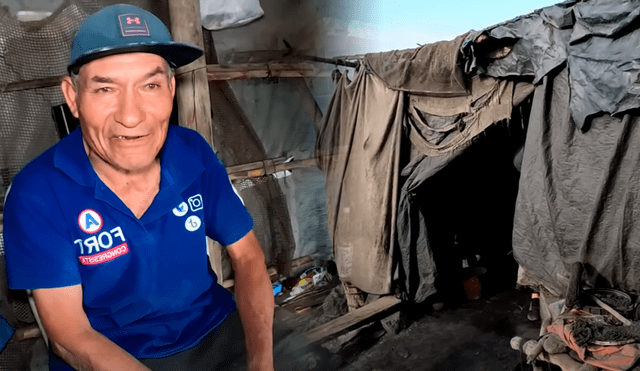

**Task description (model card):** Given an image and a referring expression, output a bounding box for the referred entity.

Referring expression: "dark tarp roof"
[473,0,640,130]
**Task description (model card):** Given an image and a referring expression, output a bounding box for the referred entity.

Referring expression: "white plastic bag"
[199,0,264,30]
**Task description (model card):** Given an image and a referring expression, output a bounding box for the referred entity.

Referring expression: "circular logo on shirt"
[173,202,189,217]
[185,215,201,232]
[78,209,103,234]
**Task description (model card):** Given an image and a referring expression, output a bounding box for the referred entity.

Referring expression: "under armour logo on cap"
[118,12,150,37]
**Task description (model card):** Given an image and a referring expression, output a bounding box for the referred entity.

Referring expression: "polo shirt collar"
[53,126,205,222]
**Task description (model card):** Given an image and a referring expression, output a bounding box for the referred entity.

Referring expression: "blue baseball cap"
[68,4,203,73]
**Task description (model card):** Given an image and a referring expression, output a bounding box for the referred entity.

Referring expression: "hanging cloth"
[316,68,403,295]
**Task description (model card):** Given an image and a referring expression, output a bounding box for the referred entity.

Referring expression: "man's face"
[62,52,175,173]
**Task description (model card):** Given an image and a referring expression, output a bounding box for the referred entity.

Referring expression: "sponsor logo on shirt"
[78,209,103,234]
[185,215,201,232]
[173,195,203,232]
[172,202,189,217]
[75,221,130,265]
[188,194,203,212]
[79,243,129,266]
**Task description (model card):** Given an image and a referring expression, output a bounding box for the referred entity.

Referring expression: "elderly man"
[3,4,274,371]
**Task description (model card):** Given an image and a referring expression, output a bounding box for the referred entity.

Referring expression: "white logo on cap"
[118,12,151,37]
[78,209,103,234]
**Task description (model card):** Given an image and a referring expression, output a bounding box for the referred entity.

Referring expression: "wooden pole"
[206,63,323,81]
[167,0,213,145]
[0,64,328,95]
[167,0,220,279]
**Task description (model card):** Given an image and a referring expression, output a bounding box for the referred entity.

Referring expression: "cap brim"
[68,42,203,74]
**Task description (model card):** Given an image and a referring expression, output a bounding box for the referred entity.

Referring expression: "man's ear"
[169,75,176,99]
[60,76,79,118]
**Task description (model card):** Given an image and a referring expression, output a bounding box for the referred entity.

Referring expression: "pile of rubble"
[512,266,640,371]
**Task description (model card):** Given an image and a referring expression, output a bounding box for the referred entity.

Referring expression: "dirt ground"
[0,276,540,371]
[275,283,541,371]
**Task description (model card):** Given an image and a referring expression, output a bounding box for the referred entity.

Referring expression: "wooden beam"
[207,63,325,81]
[0,62,329,94]
[226,156,288,173]
[16,324,41,341]
[0,76,63,93]
[207,238,224,285]
[168,0,213,144]
[304,295,402,344]
[227,158,318,180]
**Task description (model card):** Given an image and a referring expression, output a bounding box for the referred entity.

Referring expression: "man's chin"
[111,158,160,174]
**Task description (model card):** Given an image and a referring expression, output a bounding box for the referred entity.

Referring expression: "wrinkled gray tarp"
[316,49,515,300]
[365,33,478,96]
[316,69,402,295]
[227,79,333,260]
[477,0,640,129]
[469,0,640,295]
[512,66,640,296]
[208,79,295,278]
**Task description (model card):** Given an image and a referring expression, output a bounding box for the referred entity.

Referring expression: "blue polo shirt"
[3,125,253,366]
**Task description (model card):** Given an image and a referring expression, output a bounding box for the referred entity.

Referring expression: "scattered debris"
[572,316,640,347]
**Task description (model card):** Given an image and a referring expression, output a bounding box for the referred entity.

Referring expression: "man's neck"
[87,149,161,219]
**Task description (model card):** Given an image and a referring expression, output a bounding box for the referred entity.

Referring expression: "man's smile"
[115,135,146,140]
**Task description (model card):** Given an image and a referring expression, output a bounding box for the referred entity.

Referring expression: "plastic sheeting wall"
[227,79,333,259]
[208,0,343,260]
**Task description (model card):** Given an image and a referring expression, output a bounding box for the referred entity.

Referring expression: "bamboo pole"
[167,0,213,144]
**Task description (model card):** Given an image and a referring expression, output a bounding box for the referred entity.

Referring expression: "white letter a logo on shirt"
[78,209,103,234]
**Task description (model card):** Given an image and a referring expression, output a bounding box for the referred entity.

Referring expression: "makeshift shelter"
[314,0,640,368]
[317,0,640,309]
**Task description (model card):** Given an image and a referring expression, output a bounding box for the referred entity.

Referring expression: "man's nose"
[114,88,145,128]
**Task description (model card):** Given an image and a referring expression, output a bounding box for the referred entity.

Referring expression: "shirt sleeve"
[3,175,81,290]
[198,140,253,247]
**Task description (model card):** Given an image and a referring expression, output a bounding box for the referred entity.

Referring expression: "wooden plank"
[290,255,314,270]
[15,324,41,341]
[227,158,318,180]
[168,0,213,145]
[207,63,326,81]
[589,293,632,326]
[304,295,401,344]
[0,76,63,93]
[226,156,287,173]
[222,279,234,289]
[0,62,328,93]
[207,238,224,285]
